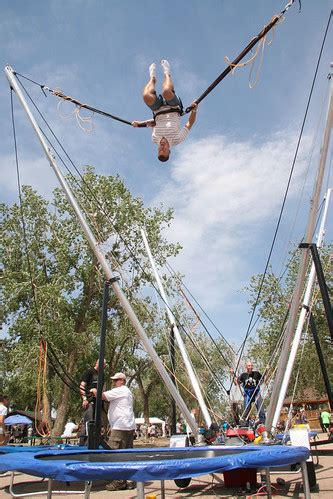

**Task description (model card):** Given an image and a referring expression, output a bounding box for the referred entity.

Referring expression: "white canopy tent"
[135,417,166,437]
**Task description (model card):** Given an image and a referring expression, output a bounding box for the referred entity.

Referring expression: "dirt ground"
[1,432,332,498]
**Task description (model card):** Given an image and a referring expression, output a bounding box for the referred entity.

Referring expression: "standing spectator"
[141,422,148,442]
[320,409,331,433]
[176,421,182,434]
[0,395,9,446]
[90,372,136,491]
[164,423,169,438]
[27,425,33,445]
[79,359,106,445]
[149,424,156,443]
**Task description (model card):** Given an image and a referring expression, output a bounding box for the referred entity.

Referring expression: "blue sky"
[1,0,332,350]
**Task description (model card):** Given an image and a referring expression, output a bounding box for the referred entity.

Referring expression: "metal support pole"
[300,460,311,499]
[89,280,112,449]
[136,482,145,499]
[141,228,210,429]
[170,325,177,435]
[47,479,52,499]
[270,189,332,430]
[309,313,333,410]
[5,64,198,437]
[304,243,333,340]
[161,480,166,499]
[265,468,272,499]
[84,482,92,499]
[266,67,333,431]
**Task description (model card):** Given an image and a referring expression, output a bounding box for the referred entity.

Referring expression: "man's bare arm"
[132,119,155,128]
[185,102,198,130]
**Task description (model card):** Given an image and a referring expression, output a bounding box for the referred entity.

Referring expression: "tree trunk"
[143,392,150,423]
[136,374,150,423]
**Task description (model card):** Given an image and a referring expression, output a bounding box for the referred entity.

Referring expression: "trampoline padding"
[0,445,310,482]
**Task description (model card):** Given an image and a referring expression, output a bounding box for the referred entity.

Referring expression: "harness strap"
[153,106,183,119]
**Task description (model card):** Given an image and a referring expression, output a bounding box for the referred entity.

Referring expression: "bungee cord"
[35,339,51,437]
[13,1,299,130]
[187,0,299,111]
[14,72,135,127]
[56,92,95,132]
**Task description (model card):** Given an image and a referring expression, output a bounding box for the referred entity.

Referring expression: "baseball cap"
[110,372,126,380]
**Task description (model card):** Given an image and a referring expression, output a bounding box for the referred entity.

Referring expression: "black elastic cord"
[185,0,297,113]
[15,72,139,127]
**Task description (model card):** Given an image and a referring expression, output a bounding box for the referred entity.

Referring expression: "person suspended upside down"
[132,59,198,162]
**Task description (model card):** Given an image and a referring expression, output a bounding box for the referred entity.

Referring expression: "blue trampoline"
[0,444,84,454]
[0,445,310,482]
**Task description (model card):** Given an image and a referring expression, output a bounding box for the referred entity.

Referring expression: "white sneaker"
[161,59,170,74]
[149,63,156,78]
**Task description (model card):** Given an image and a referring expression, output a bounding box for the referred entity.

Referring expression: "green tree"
[1,168,181,435]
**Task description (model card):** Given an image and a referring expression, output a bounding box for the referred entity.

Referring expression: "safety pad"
[0,445,310,482]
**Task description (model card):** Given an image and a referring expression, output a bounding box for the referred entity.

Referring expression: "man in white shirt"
[90,372,135,491]
[132,59,198,162]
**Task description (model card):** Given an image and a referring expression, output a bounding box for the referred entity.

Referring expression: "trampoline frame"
[0,445,311,499]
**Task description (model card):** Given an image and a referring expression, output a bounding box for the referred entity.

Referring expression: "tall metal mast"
[141,228,212,428]
[5,65,199,436]
[266,66,333,430]
[271,189,332,430]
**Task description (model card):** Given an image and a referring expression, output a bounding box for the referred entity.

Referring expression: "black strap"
[185,0,298,113]
[153,106,183,119]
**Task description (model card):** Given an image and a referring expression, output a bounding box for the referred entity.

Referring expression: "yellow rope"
[35,339,50,437]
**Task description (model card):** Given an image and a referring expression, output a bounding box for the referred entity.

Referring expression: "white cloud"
[1,153,58,202]
[153,130,308,309]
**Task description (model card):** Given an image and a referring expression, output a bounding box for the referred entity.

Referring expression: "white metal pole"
[271,189,332,430]
[266,66,333,430]
[5,65,198,436]
[141,228,212,428]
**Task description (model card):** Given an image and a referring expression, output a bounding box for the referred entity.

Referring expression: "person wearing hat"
[90,372,136,491]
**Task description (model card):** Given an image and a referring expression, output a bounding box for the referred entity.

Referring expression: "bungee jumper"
[11,0,299,150]
[132,60,198,162]
[231,361,266,424]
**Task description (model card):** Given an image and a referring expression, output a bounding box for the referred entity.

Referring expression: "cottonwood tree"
[1,168,182,435]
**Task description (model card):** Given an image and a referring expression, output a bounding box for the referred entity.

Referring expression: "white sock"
[149,63,156,78]
[161,59,170,75]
